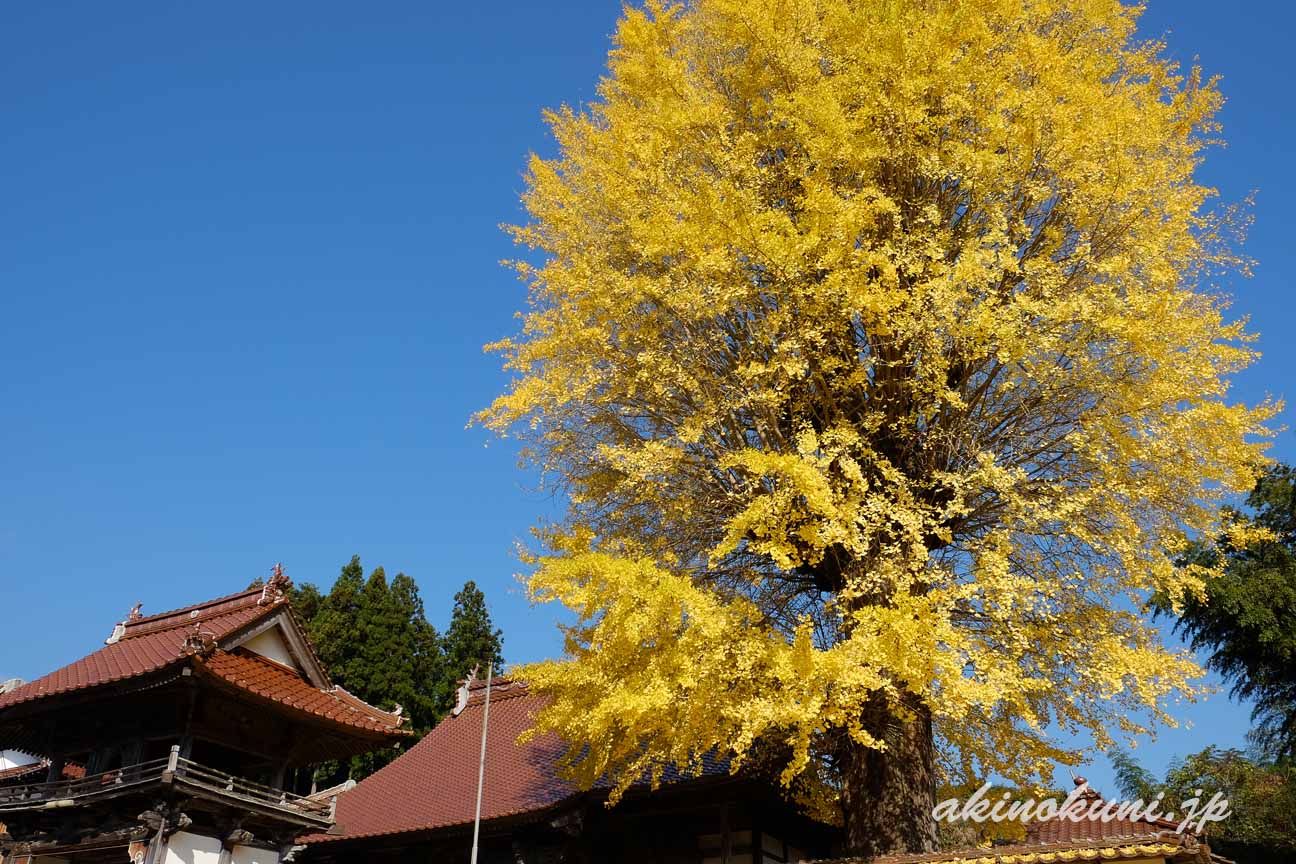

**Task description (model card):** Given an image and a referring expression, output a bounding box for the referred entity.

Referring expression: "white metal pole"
[469,660,493,864]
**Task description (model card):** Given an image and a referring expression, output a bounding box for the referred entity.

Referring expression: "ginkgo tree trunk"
[476,0,1276,856]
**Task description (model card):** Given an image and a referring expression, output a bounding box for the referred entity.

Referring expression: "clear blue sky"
[2,2,1291,796]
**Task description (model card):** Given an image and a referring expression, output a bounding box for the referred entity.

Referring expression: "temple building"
[0,570,406,864]
[299,681,1221,864]
[0,569,1225,864]
[300,676,836,864]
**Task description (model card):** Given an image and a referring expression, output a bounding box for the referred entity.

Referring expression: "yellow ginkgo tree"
[476,0,1277,855]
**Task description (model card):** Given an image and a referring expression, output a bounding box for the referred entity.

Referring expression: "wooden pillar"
[270,759,288,791]
[721,802,731,864]
[142,827,166,864]
[180,672,199,759]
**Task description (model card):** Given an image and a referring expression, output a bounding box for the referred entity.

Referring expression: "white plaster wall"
[232,845,281,864]
[242,627,297,670]
[162,831,223,864]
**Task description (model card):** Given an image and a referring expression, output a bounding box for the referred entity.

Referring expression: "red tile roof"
[1026,780,1182,844]
[307,680,574,843]
[119,587,272,637]
[0,584,404,739]
[0,587,273,711]
[196,649,404,735]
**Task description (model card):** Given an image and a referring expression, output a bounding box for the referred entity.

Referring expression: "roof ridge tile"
[122,587,265,638]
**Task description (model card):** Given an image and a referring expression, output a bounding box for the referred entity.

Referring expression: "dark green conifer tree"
[294,557,445,780]
[439,580,504,713]
[287,560,505,781]
[1160,465,1296,759]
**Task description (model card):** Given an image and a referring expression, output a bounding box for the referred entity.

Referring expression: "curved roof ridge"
[464,677,529,708]
[329,683,406,726]
[122,586,265,638]
[195,650,408,736]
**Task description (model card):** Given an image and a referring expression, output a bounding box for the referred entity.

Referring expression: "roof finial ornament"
[258,562,293,606]
[180,623,217,656]
[1069,771,1099,798]
[452,664,479,717]
[105,602,144,645]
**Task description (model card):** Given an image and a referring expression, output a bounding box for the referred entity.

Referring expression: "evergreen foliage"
[1106,747,1157,803]
[1161,465,1296,759]
[1109,746,1296,863]
[286,556,504,781]
[439,580,505,713]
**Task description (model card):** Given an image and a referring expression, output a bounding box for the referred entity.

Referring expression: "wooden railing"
[0,756,171,809]
[172,755,331,818]
[0,748,331,822]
